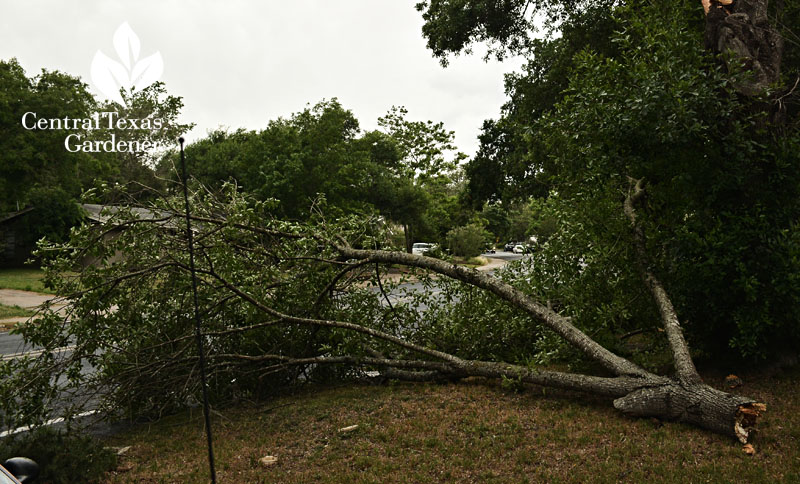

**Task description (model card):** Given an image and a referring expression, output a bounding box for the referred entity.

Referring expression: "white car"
[512,244,526,254]
[412,243,436,256]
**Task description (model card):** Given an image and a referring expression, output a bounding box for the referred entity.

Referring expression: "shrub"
[446,223,490,258]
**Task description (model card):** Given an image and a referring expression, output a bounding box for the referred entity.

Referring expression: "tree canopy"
[0,58,99,212]
[0,59,192,247]
[433,1,800,360]
[169,100,470,252]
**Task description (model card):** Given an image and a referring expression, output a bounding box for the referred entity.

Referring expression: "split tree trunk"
[331,240,765,442]
[227,350,764,442]
[613,381,765,442]
[703,0,784,96]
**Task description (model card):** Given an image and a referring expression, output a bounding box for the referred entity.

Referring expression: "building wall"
[0,216,37,267]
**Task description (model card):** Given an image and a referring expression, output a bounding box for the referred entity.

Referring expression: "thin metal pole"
[179,137,217,483]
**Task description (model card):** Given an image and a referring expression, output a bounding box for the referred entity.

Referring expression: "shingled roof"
[81,204,184,230]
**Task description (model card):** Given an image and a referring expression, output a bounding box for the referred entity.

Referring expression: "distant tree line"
[1,58,541,260]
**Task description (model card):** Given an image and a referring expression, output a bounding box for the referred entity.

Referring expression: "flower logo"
[91,22,163,105]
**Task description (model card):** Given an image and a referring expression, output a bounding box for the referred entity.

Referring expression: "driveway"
[0,289,66,332]
[0,289,59,309]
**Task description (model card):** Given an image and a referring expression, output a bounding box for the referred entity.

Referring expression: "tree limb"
[334,246,650,378]
[624,178,701,384]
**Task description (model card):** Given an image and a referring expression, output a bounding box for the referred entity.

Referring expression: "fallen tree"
[4,1,792,446]
[0,182,765,445]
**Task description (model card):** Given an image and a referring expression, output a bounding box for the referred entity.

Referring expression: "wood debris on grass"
[259,456,279,467]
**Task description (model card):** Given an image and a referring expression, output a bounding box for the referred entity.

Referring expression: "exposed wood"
[614,382,761,443]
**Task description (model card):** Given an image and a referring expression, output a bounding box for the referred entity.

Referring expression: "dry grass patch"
[102,367,800,483]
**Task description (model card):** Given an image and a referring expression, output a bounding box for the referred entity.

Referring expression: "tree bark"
[703,0,784,95]
[624,178,700,384]
[335,245,649,378]
[614,382,765,443]
[212,346,765,442]
[403,224,413,253]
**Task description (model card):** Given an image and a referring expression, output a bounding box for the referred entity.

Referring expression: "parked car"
[0,458,39,484]
[411,243,437,256]
[512,244,526,254]
[504,241,518,252]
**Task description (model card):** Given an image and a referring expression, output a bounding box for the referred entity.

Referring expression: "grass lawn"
[102,367,799,483]
[452,255,489,268]
[0,303,33,331]
[0,268,54,294]
[0,303,34,319]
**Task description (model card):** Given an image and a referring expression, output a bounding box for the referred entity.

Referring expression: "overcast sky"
[0,1,524,157]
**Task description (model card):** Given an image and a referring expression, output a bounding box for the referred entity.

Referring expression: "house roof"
[2,203,186,230]
[0,207,35,225]
[81,204,183,230]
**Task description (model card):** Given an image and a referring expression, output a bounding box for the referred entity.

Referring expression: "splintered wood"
[735,403,767,443]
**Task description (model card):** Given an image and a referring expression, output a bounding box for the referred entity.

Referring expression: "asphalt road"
[486,251,525,262]
[371,252,522,309]
[0,332,30,359]
[0,288,67,358]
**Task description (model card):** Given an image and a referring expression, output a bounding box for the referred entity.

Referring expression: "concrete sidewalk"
[0,289,60,309]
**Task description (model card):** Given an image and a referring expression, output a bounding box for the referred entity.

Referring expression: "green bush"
[22,186,84,244]
[446,223,490,258]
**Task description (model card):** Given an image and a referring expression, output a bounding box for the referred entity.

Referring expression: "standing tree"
[167,99,387,220]
[429,0,800,361]
[378,106,467,251]
[90,81,194,200]
[0,59,99,212]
